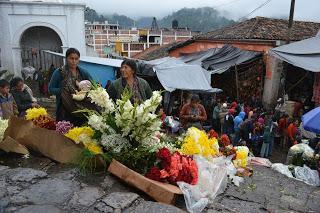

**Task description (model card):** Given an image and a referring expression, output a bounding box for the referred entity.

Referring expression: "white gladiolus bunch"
[114,90,163,143]
[88,87,115,114]
[88,114,107,132]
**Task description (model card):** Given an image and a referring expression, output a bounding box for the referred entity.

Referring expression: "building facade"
[85,21,198,58]
[0,0,86,75]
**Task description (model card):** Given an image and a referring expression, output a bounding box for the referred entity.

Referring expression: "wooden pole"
[235,65,240,101]
[287,0,296,44]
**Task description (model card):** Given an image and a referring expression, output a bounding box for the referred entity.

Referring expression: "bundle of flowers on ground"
[25,107,56,130]
[146,147,198,185]
[180,127,219,157]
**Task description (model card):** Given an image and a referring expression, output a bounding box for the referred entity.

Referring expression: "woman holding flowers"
[108,59,152,103]
[49,48,92,125]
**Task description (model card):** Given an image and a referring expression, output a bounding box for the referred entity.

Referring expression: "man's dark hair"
[66,48,80,58]
[0,79,10,88]
[10,77,24,88]
[121,59,137,75]
[191,94,200,102]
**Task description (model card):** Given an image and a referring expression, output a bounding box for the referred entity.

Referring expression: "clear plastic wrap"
[294,165,320,186]
[271,163,294,178]
[286,143,314,165]
[177,156,232,213]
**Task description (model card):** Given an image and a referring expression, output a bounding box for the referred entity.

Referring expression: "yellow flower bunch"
[25,107,48,120]
[64,127,94,144]
[85,142,103,155]
[233,146,249,168]
[180,127,219,157]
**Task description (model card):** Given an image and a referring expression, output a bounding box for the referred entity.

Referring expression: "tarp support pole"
[235,65,240,100]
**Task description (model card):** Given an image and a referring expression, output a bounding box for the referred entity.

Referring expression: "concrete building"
[0,0,86,76]
[85,21,198,58]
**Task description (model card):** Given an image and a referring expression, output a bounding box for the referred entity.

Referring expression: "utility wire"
[214,0,242,8]
[238,0,272,21]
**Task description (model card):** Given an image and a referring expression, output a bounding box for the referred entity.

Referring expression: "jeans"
[260,142,269,158]
[268,136,274,156]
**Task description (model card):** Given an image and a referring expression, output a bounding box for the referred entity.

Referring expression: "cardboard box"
[108,159,183,205]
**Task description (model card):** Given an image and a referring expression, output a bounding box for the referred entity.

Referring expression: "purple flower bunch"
[55,121,74,135]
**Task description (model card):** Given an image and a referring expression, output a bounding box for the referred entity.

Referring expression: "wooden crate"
[108,159,183,205]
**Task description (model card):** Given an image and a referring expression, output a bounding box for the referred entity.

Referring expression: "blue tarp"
[302,107,320,134]
[79,62,116,87]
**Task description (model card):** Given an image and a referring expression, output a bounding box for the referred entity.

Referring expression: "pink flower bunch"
[55,121,74,135]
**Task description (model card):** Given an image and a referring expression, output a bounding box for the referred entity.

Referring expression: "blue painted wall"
[78,62,116,87]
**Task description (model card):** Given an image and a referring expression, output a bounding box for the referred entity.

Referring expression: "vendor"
[108,59,152,103]
[180,94,207,129]
[49,48,92,124]
[11,77,39,117]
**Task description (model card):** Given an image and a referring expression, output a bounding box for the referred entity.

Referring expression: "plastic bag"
[271,163,293,178]
[177,156,228,213]
[164,116,180,133]
[249,157,272,167]
[294,165,320,186]
[286,143,314,165]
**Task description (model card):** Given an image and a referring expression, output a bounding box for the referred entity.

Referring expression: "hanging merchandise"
[312,73,320,106]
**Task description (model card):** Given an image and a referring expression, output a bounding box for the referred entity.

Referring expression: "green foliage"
[77,149,108,174]
[160,7,235,32]
[110,145,157,175]
[85,7,235,32]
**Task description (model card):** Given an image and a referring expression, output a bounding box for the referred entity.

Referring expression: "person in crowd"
[180,94,207,130]
[278,114,289,149]
[219,103,228,133]
[212,101,221,132]
[260,126,271,158]
[268,116,278,156]
[49,48,92,124]
[108,59,152,103]
[233,111,245,146]
[11,77,39,117]
[287,119,299,147]
[223,108,235,136]
[0,79,18,119]
[48,64,55,82]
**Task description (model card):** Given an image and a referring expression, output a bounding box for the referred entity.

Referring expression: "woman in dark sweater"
[49,48,92,124]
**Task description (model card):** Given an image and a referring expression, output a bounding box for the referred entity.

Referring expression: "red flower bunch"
[145,166,161,182]
[32,115,56,130]
[208,129,219,139]
[146,148,198,185]
[219,134,231,147]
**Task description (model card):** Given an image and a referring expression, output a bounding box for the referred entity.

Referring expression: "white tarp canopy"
[146,57,221,93]
[269,32,320,72]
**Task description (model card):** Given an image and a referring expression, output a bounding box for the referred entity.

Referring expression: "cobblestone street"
[1,155,319,213]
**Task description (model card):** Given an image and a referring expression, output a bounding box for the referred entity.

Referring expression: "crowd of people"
[160,92,318,159]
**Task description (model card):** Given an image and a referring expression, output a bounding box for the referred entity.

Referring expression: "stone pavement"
[0,156,319,213]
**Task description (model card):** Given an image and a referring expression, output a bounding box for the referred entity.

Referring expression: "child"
[260,126,270,158]
[0,79,19,119]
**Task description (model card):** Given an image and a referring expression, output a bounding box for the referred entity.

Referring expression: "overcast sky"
[70,0,320,21]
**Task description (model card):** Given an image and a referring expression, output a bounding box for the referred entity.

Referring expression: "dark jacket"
[0,93,19,119]
[107,77,152,102]
[11,89,33,115]
[48,66,92,119]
